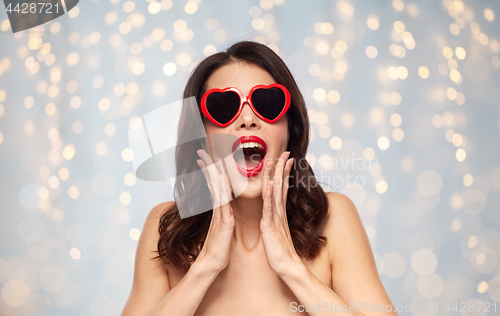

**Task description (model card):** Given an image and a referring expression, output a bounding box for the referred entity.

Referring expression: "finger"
[262,157,273,198]
[198,150,221,212]
[198,149,218,176]
[220,174,232,220]
[262,180,274,225]
[212,170,222,216]
[205,180,219,237]
[281,158,294,240]
[215,159,234,198]
[273,151,289,187]
[225,173,234,216]
[220,159,233,198]
[215,158,226,175]
[197,158,220,213]
[198,149,222,207]
[282,158,294,207]
[220,158,235,197]
[214,157,223,174]
[216,160,229,183]
[197,159,214,197]
[273,152,289,211]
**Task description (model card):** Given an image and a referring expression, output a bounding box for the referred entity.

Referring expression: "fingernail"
[197,149,203,157]
[286,151,290,159]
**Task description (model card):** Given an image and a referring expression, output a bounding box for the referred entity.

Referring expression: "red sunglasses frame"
[200,83,291,127]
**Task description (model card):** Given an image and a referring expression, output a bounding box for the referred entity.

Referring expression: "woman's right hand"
[195,149,235,274]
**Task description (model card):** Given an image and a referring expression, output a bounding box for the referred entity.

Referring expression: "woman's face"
[203,61,289,199]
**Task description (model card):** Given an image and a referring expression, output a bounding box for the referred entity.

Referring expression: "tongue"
[233,148,262,170]
[245,151,262,169]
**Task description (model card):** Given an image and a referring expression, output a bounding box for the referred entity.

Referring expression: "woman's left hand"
[260,151,303,277]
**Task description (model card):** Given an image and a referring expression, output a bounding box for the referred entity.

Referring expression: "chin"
[237,180,263,199]
[226,173,263,200]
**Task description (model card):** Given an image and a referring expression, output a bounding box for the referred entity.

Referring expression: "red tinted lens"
[250,87,287,121]
[205,91,241,125]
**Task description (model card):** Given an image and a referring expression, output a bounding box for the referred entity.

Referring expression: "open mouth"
[232,136,267,177]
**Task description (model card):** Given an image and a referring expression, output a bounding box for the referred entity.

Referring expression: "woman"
[122,41,396,315]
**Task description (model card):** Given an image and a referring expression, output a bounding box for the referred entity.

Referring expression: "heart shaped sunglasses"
[200,83,291,127]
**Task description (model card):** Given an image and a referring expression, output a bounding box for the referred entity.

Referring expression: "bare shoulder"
[321,192,395,312]
[140,200,176,263]
[121,201,175,315]
[138,201,175,251]
[146,200,175,224]
[320,191,369,261]
[320,192,363,238]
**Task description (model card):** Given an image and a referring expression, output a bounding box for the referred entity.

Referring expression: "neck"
[230,195,264,252]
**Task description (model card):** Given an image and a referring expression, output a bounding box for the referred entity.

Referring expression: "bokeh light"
[1,1,499,314]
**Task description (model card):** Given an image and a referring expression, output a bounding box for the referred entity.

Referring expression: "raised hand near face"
[259,151,301,276]
[195,149,235,274]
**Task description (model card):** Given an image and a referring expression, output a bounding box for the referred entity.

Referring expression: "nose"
[235,102,260,129]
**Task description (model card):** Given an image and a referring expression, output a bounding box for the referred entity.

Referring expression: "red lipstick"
[232,136,267,177]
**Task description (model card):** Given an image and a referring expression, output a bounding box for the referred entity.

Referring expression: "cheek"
[203,123,216,153]
[204,121,226,139]
[269,122,289,150]
[204,122,232,156]
[204,121,216,134]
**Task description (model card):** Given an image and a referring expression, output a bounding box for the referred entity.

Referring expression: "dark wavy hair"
[156,41,329,273]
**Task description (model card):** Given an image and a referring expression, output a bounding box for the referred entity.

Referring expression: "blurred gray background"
[0,0,499,315]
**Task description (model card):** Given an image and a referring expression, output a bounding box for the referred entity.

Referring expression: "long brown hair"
[156,41,329,272]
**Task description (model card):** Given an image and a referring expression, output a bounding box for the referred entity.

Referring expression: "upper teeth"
[239,142,264,150]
